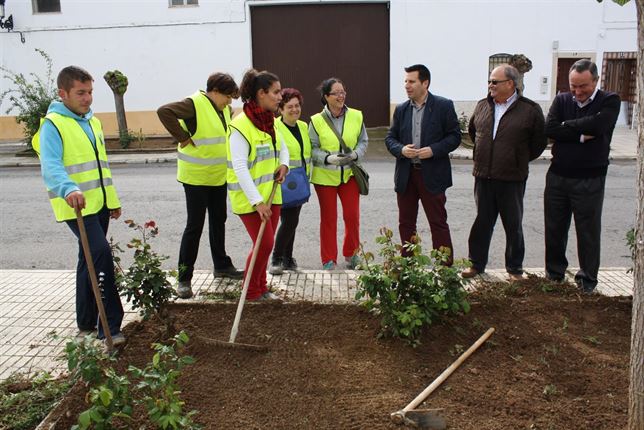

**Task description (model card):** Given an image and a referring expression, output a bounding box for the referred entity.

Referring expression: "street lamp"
[0,0,14,32]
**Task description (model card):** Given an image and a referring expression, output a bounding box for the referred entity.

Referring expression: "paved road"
[0,160,636,271]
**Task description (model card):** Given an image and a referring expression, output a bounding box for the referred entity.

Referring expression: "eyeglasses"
[328,91,346,97]
[487,79,510,85]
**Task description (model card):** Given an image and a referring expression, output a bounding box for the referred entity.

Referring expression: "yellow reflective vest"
[310,107,363,186]
[226,113,282,215]
[177,91,230,186]
[275,117,312,176]
[32,113,121,222]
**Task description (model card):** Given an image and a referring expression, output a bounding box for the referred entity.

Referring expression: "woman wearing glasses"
[269,88,312,275]
[227,69,289,300]
[309,77,368,270]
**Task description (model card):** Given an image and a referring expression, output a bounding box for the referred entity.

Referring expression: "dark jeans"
[544,171,605,289]
[66,207,124,338]
[397,167,453,264]
[273,205,303,261]
[178,183,233,282]
[467,178,526,274]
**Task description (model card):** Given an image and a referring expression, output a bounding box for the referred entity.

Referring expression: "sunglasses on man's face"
[488,79,510,85]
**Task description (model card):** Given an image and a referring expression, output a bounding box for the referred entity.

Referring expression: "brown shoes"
[508,273,525,282]
[461,267,480,278]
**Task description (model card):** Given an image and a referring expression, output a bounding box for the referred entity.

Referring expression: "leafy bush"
[113,220,177,324]
[65,331,199,429]
[129,331,201,429]
[0,49,59,145]
[356,227,471,346]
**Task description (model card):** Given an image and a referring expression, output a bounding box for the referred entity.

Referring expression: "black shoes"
[214,266,244,279]
[283,257,298,271]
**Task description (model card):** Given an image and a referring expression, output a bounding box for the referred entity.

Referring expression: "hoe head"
[390,408,447,429]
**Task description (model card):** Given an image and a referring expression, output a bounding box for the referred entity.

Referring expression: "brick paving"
[0,267,634,380]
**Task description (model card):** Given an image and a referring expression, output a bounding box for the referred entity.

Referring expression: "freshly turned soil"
[46,280,631,429]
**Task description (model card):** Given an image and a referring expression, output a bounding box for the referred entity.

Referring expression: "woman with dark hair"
[309,78,368,270]
[227,69,289,301]
[269,88,312,275]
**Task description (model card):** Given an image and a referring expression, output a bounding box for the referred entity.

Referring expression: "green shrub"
[356,227,471,346]
[0,49,59,145]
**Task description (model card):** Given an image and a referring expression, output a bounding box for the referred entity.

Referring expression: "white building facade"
[0,0,638,140]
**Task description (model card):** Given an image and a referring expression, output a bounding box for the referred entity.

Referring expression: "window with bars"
[170,0,198,6]
[33,0,61,13]
[488,53,512,73]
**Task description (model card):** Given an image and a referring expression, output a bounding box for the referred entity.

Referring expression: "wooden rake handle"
[404,327,495,412]
[229,181,280,344]
[75,207,114,352]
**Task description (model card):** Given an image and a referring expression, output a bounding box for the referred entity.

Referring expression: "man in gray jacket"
[462,64,547,280]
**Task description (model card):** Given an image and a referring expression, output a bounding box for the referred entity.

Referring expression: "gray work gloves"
[326,151,358,166]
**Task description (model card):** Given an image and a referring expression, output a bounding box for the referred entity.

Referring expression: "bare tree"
[103,70,130,148]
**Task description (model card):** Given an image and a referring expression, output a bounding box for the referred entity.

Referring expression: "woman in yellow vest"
[269,88,312,275]
[309,78,369,270]
[157,73,243,299]
[227,69,289,301]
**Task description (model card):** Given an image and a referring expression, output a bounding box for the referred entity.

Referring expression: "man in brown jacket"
[462,64,547,280]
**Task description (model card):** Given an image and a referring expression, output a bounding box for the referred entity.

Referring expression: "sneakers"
[283,257,298,271]
[75,328,96,340]
[110,333,126,346]
[176,281,193,299]
[214,266,244,279]
[248,291,282,302]
[345,255,360,269]
[322,260,336,270]
[269,257,284,275]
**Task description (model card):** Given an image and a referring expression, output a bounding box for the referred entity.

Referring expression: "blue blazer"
[385,93,461,194]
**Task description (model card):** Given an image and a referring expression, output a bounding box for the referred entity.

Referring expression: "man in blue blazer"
[385,64,461,264]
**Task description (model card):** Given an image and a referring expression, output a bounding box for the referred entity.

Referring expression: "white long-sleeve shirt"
[229,129,290,206]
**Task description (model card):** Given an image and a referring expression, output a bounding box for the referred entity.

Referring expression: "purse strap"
[322,111,351,154]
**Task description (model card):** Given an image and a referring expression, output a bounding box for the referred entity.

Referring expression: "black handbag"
[321,112,369,195]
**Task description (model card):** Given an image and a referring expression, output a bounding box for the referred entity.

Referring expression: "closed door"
[251,3,390,126]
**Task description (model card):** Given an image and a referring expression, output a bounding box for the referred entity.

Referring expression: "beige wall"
[1,111,169,141]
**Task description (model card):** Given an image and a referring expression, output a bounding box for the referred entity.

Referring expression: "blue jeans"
[66,207,124,338]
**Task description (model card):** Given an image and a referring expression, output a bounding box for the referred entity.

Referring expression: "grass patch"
[0,371,71,430]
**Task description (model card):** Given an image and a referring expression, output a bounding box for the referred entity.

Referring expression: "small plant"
[0,49,59,146]
[0,372,71,430]
[584,335,602,345]
[65,335,117,385]
[129,331,201,429]
[543,384,558,398]
[113,220,177,335]
[72,369,133,430]
[356,227,470,347]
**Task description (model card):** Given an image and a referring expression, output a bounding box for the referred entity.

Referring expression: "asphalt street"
[0,159,636,272]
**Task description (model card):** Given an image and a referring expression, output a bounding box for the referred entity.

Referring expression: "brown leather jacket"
[468,94,547,181]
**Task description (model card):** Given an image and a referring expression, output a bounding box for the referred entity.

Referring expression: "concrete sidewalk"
[0,267,633,381]
[0,126,639,168]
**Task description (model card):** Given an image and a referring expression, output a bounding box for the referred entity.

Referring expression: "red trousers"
[397,168,453,265]
[239,205,281,300]
[314,177,361,264]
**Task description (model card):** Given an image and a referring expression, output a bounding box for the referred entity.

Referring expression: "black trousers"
[467,178,526,274]
[544,171,605,289]
[273,205,303,261]
[66,207,124,338]
[178,183,233,281]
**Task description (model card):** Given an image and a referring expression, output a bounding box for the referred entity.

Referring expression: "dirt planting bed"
[45,280,631,429]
